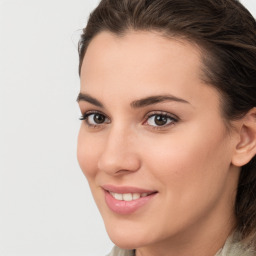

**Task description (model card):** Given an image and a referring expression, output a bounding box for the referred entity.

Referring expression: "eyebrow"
[76,92,190,108]
[130,95,190,108]
[76,93,104,107]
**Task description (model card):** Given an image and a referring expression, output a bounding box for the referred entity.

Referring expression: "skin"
[77,31,242,256]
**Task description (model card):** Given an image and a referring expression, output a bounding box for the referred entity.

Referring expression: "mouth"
[109,191,156,201]
[102,185,158,215]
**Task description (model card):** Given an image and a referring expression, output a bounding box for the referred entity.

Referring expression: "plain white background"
[0,0,256,255]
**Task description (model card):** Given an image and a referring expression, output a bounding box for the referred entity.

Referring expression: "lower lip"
[104,191,157,215]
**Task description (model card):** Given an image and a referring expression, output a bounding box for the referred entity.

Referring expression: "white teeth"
[110,192,150,201]
[132,193,140,200]
[123,193,133,201]
[113,193,123,200]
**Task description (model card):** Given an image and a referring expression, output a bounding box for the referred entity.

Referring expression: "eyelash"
[79,111,179,130]
[79,110,110,128]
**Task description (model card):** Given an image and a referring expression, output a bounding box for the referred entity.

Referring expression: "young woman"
[77,0,256,255]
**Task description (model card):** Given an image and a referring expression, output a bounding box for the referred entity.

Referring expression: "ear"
[232,107,256,167]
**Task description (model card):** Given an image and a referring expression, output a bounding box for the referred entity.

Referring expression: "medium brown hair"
[78,0,256,242]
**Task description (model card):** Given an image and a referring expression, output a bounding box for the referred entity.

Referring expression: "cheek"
[140,123,232,196]
[135,127,234,235]
[77,126,100,180]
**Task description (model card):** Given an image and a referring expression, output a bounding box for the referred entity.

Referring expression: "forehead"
[80,30,220,112]
[81,30,203,83]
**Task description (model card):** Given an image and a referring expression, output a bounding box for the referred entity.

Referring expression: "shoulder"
[106,246,134,256]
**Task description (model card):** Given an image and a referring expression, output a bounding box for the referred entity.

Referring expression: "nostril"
[115,169,133,175]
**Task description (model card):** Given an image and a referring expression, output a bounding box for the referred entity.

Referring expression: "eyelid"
[144,110,179,121]
[80,110,109,119]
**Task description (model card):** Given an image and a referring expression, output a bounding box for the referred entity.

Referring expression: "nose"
[97,127,141,176]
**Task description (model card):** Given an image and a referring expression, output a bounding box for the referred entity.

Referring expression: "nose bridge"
[108,123,127,149]
[97,123,140,175]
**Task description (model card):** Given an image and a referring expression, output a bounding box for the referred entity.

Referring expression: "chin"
[109,234,147,250]
[105,222,152,250]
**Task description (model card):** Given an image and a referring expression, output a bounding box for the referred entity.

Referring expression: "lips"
[102,185,158,215]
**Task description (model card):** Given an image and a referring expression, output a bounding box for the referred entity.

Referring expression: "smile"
[102,185,158,214]
[109,192,151,201]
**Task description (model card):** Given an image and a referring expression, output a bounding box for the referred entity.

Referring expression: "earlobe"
[231,108,256,167]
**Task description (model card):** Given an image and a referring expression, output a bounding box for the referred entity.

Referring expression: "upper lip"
[102,184,157,194]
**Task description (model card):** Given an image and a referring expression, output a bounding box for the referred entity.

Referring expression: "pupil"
[94,114,105,124]
[155,115,167,126]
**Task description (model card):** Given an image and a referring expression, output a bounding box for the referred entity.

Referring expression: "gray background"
[0,0,255,255]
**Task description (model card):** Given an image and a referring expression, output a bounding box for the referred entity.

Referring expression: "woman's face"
[78,31,240,249]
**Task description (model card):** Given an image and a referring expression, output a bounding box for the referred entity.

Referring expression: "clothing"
[106,232,255,256]
[106,246,134,256]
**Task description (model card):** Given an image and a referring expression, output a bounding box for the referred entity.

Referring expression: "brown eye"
[93,113,106,124]
[154,115,168,126]
[146,113,177,127]
[81,112,110,126]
